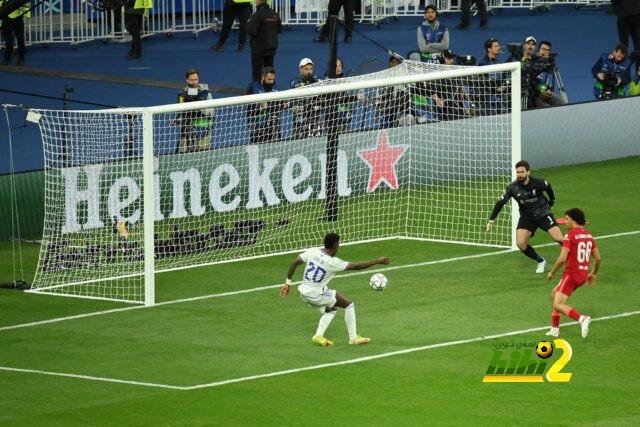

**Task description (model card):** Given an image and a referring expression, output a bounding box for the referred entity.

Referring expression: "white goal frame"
[29,61,521,306]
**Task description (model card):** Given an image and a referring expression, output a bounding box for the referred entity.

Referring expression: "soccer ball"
[536,341,554,359]
[370,273,388,291]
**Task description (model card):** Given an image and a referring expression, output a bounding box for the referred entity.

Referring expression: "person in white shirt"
[279,233,390,347]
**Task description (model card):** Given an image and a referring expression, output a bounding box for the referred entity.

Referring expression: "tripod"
[552,66,569,104]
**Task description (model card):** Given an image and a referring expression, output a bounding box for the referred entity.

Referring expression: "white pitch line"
[1,230,638,333]
[184,309,640,390]
[2,310,638,390]
[0,366,186,390]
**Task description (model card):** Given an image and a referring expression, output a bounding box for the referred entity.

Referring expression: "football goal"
[27,60,521,305]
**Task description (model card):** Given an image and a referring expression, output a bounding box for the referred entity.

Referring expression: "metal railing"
[2,0,610,49]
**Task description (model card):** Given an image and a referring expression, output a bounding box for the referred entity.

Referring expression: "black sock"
[521,245,543,262]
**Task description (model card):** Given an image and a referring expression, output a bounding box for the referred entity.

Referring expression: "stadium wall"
[2,98,639,240]
[522,97,640,168]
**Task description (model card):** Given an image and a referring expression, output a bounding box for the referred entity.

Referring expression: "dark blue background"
[0,6,627,173]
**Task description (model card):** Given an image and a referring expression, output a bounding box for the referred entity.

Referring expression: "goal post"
[27,60,521,305]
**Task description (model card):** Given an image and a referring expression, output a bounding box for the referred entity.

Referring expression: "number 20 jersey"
[563,227,597,279]
[297,248,349,297]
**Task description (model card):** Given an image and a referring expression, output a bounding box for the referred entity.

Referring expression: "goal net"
[28,60,520,305]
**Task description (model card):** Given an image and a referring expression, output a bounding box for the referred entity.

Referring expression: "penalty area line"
[0,366,186,390]
[183,309,640,390]
[2,230,638,333]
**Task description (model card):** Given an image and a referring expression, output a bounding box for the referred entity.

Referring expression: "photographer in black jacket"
[247,0,282,83]
[174,69,214,153]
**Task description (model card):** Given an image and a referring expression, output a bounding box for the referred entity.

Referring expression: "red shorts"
[555,275,587,297]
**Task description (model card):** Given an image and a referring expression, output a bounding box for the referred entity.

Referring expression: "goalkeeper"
[486,160,563,273]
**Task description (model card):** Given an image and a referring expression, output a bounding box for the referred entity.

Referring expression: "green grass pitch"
[1,157,639,425]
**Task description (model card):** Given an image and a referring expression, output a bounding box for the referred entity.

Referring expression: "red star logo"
[358,130,408,193]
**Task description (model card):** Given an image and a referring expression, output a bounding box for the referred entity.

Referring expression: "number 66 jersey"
[297,248,349,297]
[563,227,597,281]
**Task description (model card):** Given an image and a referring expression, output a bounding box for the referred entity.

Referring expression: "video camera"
[437,50,476,66]
[506,43,556,75]
[455,54,477,66]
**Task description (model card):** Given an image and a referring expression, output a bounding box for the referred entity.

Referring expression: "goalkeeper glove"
[486,220,494,232]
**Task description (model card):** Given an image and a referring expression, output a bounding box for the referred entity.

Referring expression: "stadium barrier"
[1,0,611,49]
[9,0,224,48]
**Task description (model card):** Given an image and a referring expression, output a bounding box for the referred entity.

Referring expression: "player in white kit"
[279,233,390,346]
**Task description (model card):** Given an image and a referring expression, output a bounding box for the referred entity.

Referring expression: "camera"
[600,73,620,100]
[182,86,201,102]
[456,54,477,66]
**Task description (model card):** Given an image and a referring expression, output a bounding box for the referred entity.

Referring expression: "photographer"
[246,67,288,144]
[631,63,640,96]
[375,56,415,128]
[506,36,543,109]
[175,69,214,153]
[506,35,537,63]
[592,44,632,99]
[290,58,323,139]
[531,41,566,108]
[478,38,509,115]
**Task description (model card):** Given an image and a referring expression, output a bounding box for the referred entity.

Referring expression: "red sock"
[552,312,561,328]
[567,308,581,321]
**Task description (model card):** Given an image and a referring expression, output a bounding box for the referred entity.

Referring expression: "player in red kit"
[546,208,601,338]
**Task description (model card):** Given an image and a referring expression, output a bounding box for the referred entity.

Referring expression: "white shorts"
[299,288,337,314]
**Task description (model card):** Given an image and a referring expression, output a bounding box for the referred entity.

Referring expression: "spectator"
[611,0,640,52]
[456,0,488,30]
[532,40,567,108]
[1,0,29,66]
[247,0,282,83]
[211,0,252,52]
[313,0,356,43]
[290,58,323,138]
[592,43,632,99]
[417,5,449,63]
[174,69,213,153]
[246,67,288,144]
[124,0,153,60]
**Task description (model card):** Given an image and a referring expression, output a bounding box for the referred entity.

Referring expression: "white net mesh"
[30,60,517,304]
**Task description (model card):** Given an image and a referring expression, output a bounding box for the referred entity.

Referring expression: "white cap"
[299,58,314,68]
[525,36,537,44]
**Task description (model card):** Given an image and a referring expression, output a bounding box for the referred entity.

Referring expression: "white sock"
[345,303,357,340]
[315,310,336,337]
